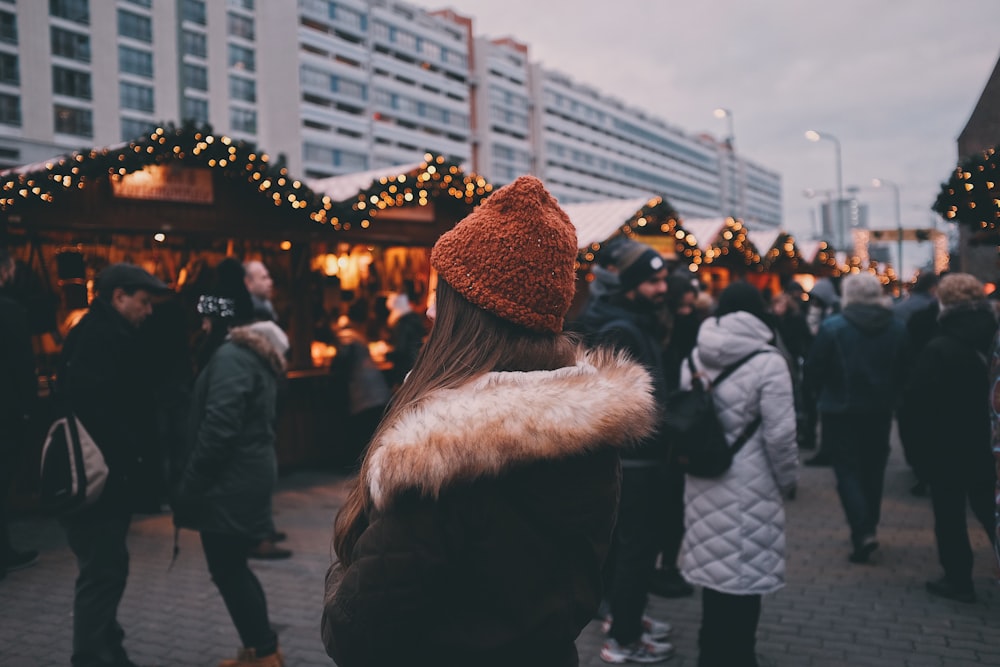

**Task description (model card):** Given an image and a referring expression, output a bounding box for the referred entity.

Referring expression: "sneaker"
[4,549,39,572]
[925,576,976,603]
[248,541,292,560]
[600,637,674,664]
[641,615,672,641]
[848,536,879,564]
[649,568,694,599]
[601,615,672,640]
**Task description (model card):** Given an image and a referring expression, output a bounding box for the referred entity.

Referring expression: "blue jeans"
[824,412,892,549]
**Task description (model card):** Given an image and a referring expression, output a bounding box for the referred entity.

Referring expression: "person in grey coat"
[680,282,798,667]
[174,279,290,667]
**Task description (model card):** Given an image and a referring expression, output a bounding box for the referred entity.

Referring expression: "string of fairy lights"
[0,123,492,231]
[0,122,915,282]
[933,145,1000,234]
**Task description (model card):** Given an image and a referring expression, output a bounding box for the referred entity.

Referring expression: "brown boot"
[218,647,285,667]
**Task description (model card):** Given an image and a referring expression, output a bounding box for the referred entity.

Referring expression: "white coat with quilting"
[679,311,798,595]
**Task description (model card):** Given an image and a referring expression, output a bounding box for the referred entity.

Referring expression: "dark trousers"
[824,412,892,549]
[656,463,685,573]
[698,587,761,667]
[62,510,132,667]
[930,470,996,589]
[200,532,278,656]
[606,465,661,645]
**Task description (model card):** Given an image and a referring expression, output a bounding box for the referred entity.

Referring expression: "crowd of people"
[2,174,999,666]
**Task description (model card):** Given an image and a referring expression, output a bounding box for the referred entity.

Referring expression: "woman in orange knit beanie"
[322,176,659,666]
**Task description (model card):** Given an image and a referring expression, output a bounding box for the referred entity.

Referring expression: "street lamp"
[872,178,903,274]
[714,107,734,148]
[715,108,745,220]
[805,130,844,249]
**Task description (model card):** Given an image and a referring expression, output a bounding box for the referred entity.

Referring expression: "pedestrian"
[58,262,169,667]
[240,259,291,560]
[991,326,1000,573]
[243,260,277,322]
[649,273,701,601]
[0,248,39,580]
[770,290,814,451]
[321,176,658,666]
[903,273,997,603]
[574,238,676,663]
[894,271,939,324]
[680,281,798,667]
[804,273,908,564]
[384,290,425,387]
[328,299,390,468]
[173,263,290,667]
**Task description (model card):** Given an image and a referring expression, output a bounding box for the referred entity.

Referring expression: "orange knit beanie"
[430,175,578,333]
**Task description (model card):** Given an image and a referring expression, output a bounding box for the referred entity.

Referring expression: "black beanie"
[609,240,665,292]
[196,257,254,325]
[716,281,768,323]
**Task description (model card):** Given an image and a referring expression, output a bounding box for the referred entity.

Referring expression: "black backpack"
[664,349,767,478]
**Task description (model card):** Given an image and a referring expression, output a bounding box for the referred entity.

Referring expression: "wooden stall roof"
[561,197,651,248]
[302,154,493,246]
[0,125,492,245]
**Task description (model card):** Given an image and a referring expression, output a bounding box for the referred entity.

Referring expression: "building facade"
[0,0,781,226]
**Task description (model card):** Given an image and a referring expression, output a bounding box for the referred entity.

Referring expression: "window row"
[303,142,368,171]
[301,65,366,100]
[50,0,88,26]
[372,89,468,127]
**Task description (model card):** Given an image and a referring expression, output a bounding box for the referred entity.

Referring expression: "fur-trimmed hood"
[366,349,656,509]
[228,321,288,375]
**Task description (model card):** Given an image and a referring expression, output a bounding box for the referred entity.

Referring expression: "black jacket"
[59,299,159,514]
[573,295,668,461]
[322,351,657,666]
[0,294,35,444]
[902,303,998,482]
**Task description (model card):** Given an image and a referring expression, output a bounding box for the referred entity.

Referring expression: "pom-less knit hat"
[430,175,578,333]
[196,257,255,324]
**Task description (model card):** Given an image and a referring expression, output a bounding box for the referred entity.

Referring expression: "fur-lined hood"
[366,349,656,509]
[228,321,288,375]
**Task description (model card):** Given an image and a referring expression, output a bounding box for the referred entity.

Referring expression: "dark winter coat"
[59,299,160,515]
[573,294,668,461]
[322,350,657,667]
[903,303,998,482]
[175,325,285,540]
[0,294,35,445]
[804,303,909,415]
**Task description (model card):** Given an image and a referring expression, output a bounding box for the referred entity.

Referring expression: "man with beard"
[575,239,674,664]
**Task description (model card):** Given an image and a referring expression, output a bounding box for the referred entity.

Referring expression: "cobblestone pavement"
[1,433,997,666]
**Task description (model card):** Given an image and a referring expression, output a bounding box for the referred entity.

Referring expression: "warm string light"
[0,123,492,229]
[933,143,1000,234]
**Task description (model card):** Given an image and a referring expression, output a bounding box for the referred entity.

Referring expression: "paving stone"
[1,430,998,665]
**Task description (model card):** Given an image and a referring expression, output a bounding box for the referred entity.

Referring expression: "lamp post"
[872,178,902,274]
[805,130,844,249]
[715,108,745,221]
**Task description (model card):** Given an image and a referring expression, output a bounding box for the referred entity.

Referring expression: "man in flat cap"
[58,263,169,667]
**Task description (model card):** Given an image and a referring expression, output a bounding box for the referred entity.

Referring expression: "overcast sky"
[438,0,1000,272]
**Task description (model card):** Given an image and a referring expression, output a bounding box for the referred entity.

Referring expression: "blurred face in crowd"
[244,261,273,300]
[112,287,154,328]
[628,268,669,308]
[771,294,789,317]
[0,258,14,287]
[675,290,696,317]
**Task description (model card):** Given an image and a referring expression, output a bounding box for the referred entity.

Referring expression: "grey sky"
[439,0,1000,272]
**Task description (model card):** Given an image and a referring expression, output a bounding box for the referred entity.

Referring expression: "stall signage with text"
[111,165,214,204]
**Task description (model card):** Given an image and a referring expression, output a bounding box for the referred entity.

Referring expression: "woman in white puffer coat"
[679,282,799,667]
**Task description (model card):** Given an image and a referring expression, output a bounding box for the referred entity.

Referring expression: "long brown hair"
[332,278,577,564]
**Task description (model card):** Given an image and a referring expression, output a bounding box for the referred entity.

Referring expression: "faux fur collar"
[229,324,287,375]
[366,349,655,509]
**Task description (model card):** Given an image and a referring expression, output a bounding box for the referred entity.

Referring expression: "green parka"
[175,322,286,540]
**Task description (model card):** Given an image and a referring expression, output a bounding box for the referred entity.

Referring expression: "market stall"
[0,124,492,474]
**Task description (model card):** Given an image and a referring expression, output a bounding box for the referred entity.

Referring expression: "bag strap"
[710,348,770,388]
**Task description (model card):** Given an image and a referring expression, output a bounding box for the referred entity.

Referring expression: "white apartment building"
[471,36,533,185]
[0,0,781,225]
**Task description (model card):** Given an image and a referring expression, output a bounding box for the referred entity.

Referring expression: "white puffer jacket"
[679,311,798,595]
